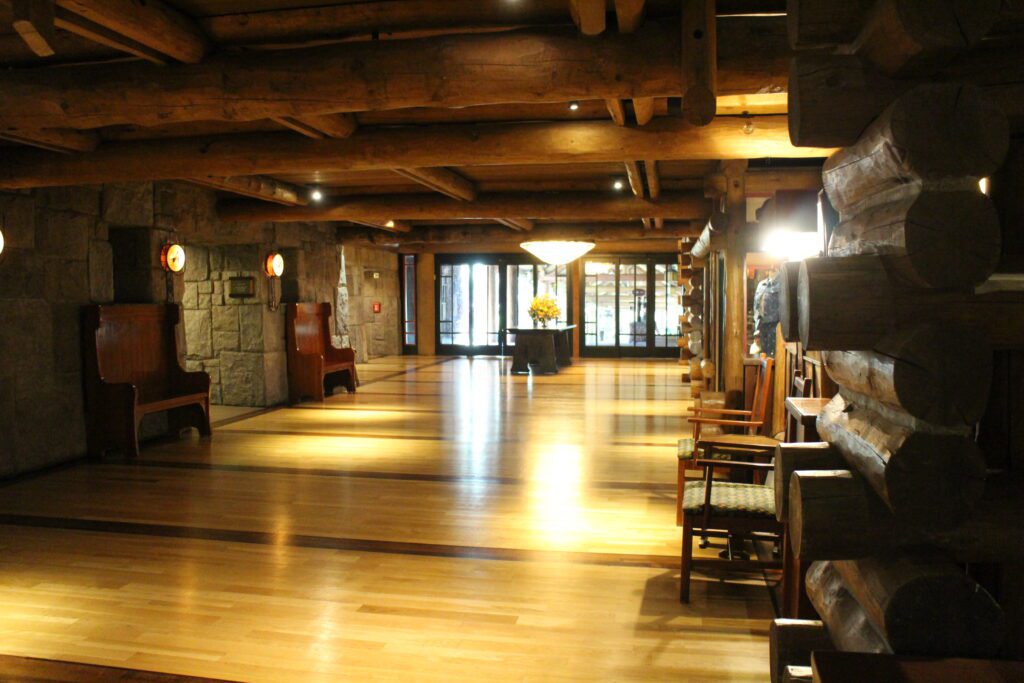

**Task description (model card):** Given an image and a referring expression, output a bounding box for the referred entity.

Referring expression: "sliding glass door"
[581,255,681,357]
[436,255,572,355]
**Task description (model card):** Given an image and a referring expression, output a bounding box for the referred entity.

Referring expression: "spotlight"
[613,179,625,191]
[568,101,580,111]
[310,188,324,202]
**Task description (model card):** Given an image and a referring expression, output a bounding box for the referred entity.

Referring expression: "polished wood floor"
[0,356,773,681]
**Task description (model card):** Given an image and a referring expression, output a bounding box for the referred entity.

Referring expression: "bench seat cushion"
[682,480,775,518]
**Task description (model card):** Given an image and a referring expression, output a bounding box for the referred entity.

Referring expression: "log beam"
[606,99,628,126]
[681,0,717,126]
[633,97,655,125]
[394,168,478,202]
[644,160,661,199]
[0,116,832,190]
[218,191,710,223]
[348,219,412,233]
[773,441,843,523]
[624,161,646,197]
[614,0,646,33]
[274,113,358,139]
[187,175,310,206]
[496,218,535,231]
[569,0,606,35]
[0,127,97,153]
[0,20,778,131]
[55,0,208,63]
[804,561,892,655]
[351,221,701,246]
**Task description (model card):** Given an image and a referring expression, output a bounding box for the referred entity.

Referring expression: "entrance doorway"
[581,256,681,357]
[436,255,571,355]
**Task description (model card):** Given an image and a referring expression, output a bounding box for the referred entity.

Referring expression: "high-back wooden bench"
[286,303,358,403]
[82,304,211,458]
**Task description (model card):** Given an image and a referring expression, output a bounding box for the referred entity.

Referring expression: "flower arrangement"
[528,294,561,328]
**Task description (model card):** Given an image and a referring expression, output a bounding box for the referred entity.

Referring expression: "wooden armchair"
[677,357,776,525]
[679,452,783,602]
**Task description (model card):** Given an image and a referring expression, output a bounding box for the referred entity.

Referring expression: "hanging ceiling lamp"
[520,240,596,266]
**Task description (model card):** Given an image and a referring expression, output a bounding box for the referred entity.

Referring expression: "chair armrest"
[695,459,774,470]
[689,417,764,428]
[690,407,754,417]
[176,370,210,395]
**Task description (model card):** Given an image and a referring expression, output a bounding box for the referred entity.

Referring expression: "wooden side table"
[507,326,576,375]
[784,397,830,442]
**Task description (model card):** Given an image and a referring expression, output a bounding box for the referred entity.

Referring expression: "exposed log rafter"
[614,0,647,33]
[392,167,478,201]
[569,0,606,35]
[681,0,717,126]
[187,175,310,206]
[12,0,56,57]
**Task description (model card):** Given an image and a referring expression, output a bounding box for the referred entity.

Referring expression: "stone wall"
[338,243,402,361]
[0,181,359,476]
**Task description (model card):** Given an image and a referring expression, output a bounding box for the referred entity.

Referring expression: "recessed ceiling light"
[613,179,625,191]
[310,188,324,202]
[568,101,580,111]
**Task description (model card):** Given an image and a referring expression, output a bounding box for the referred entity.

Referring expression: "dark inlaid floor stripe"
[121,459,677,491]
[0,654,237,682]
[0,514,680,569]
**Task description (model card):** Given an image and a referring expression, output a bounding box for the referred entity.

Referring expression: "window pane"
[584,260,616,346]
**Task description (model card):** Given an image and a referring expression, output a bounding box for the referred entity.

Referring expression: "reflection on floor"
[0,356,773,682]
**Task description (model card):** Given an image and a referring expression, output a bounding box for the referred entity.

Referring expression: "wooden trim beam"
[496,218,535,231]
[0,127,97,153]
[0,116,833,189]
[187,175,309,206]
[55,0,208,63]
[624,161,646,197]
[393,167,478,201]
[633,97,656,125]
[681,0,717,126]
[357,221,703,246]
[218,191,711,223]
[348,219,413,233]
[0,20,772,131]
[569,0,606,35]
[52,6,170,63]
[644,160,661,198]
[606,99,628,126]
[12,0,56,57]
[274,113,358,139]
[614,0,646,33]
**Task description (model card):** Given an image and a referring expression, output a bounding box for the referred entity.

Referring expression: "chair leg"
[680,517,694,603]
[676,460,684,526]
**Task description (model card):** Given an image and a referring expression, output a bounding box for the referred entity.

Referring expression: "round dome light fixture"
[160,243,186,273]
[265,252,285,278]
[520,240,595,266]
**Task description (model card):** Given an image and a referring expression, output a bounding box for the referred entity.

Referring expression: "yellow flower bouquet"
[528,294,561,328]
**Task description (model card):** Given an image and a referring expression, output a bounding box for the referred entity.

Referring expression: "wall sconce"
[264,251,284,312]
[264,252,285,278]
[160,243,186,273]
[0,227,5,260]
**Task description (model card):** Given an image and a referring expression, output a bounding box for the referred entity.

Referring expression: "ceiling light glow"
[520,240,596,265]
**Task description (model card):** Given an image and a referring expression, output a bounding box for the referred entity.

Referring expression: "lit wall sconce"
[0,227,5,255]
[160,243,186,273]
[264,252,285,278]
[264,251,284,312]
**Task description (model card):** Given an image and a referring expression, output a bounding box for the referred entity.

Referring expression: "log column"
[722,160,747,407]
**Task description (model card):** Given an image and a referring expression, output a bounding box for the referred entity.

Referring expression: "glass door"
[581,255,680,357]
[437,255,572,356]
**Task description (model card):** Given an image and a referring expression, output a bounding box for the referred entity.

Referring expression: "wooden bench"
[83,304,211,458]
[286,303,358,403]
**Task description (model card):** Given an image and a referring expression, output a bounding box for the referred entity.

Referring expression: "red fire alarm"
[372,302,382,314]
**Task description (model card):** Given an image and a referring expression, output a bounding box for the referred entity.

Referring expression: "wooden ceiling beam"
[569,0,606,35]
[0,116,833,189]
[392,167,478,201]
[496,218,535,231]
[681,0,717,126]
[624,161,646,197]
[274,113,359,139]
[633,97,655,125]
[51,6,171,63]
[0,19,784,131]
[606,99,628,126]
[644,160,661,199]
[354,221,703,247]
[187,175,309,206]
[614,0,647,33]
[217,191,711,224]
[348,219,413,233]
[54,0,208,63]
[0,127,97,153]
[12,0,56,57]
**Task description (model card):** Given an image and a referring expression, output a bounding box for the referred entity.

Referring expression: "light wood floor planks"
[0,356,773,681]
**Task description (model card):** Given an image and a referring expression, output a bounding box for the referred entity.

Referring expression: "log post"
[723,161,747,407]
[791,469,1024,563]
[832,553,1005,657]
[773,442,844,522]
[777,260,801,342]
[827,186,1000,290]
[821,84,1008,214]
[805,561,892,654]
[681,0,716,126]
[816,392,986,529]
[821,324,993,427]
[786,0,874,49]
[770,619,833,683]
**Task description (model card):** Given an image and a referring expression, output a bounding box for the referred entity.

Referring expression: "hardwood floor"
[0,356,773,681]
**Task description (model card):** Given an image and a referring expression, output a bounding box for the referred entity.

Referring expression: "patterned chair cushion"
[677,438,735,461]
[682,480,775,518]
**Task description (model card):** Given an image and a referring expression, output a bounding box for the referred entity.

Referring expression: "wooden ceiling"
[0,0,829,242]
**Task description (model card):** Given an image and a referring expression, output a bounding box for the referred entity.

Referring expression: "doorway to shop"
[435,254,572,356]
[581,255,682,358]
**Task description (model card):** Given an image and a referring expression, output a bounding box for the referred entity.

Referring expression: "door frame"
[434,253,574,356]
[580,254,680,359]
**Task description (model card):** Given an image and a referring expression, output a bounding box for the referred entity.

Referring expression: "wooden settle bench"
[286,303,358,403]
[82,304,211,458]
